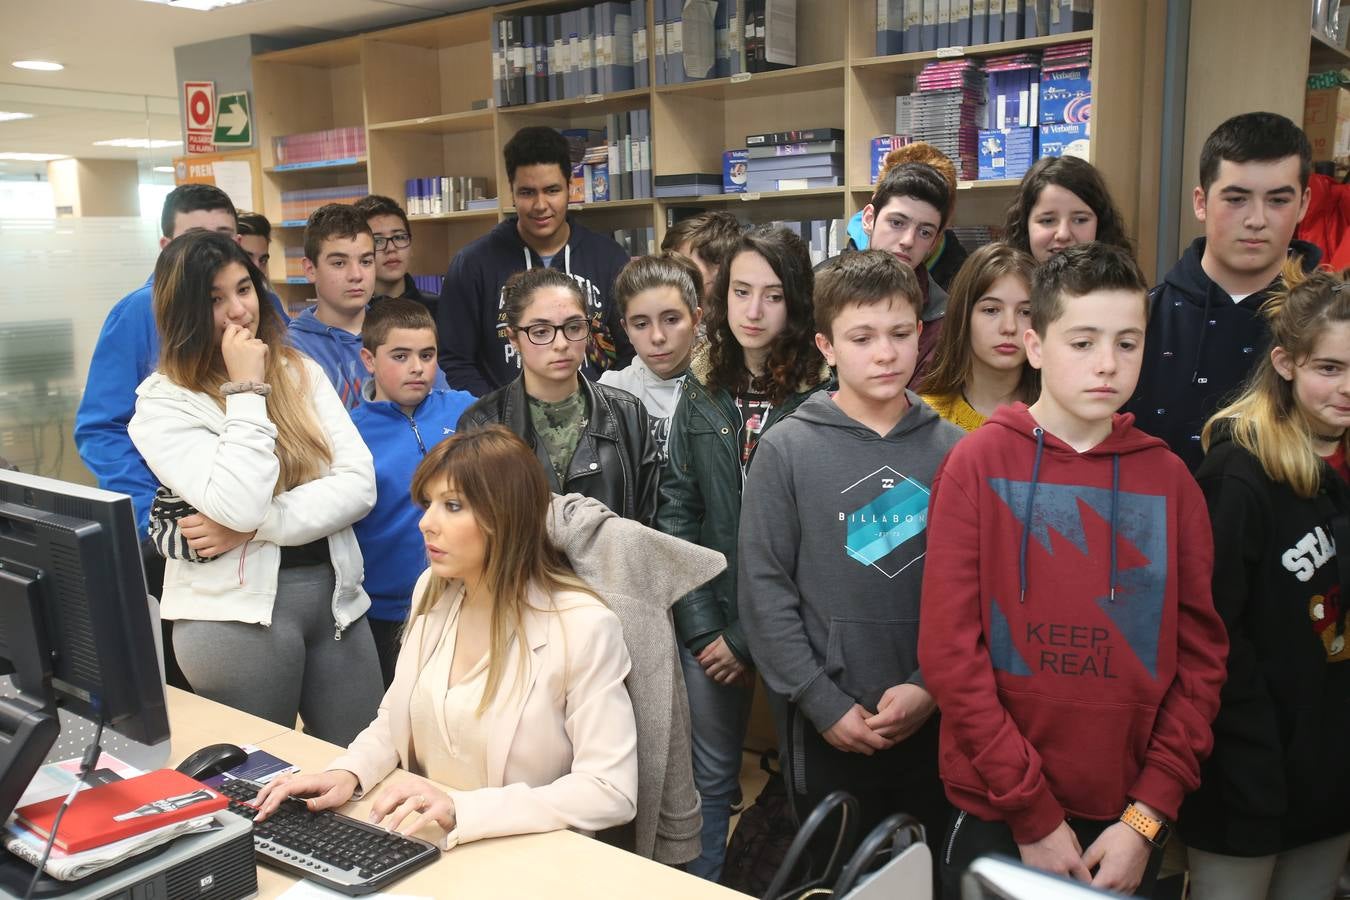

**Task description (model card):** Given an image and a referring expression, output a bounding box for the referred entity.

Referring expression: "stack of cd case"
[896,60,985,179]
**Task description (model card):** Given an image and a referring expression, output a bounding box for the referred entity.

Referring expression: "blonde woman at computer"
[252,425,638,848]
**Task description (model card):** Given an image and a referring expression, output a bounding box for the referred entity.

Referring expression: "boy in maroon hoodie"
[918,242,1229,898]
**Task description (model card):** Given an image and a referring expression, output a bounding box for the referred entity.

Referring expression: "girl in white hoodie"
[129,231,383,745]
[599,252,704,461]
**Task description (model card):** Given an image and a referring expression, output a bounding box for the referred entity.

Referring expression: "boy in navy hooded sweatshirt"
[920,244,1229,898]
[436,126,634,395]
[350,298,475,685]
[1128,112,1320,471]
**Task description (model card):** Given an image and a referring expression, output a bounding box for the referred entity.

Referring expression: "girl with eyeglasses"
[457,267,659,524]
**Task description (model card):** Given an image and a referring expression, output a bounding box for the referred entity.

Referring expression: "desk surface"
[166,688,748,899]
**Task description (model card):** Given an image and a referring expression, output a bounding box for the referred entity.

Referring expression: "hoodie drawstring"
[1019,427,1046,604]
[1109,454,1120,603]
[521,242,573,274]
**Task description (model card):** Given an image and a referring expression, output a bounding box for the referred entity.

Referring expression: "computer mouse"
[176,742,249,781]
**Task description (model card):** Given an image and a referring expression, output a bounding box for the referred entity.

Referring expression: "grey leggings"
[173,564,385,747]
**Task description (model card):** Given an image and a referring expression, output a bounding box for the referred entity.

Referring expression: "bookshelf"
[251,0,1161,283]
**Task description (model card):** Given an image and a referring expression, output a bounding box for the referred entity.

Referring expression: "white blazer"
[128,357,376,629]
[327,571,639,849]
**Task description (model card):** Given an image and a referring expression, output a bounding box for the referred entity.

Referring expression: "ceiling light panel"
[93,138,182,149]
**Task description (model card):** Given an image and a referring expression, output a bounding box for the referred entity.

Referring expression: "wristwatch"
[1120,802,1171,848]
[221,381,272,397]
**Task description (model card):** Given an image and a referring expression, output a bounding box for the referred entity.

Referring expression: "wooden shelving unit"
[1310,29,1350,71]
[251,0,1156,278]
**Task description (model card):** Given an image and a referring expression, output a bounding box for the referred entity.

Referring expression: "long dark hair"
[1002,156,1132,257]
[705,225,825,404]
[153,230,329,489]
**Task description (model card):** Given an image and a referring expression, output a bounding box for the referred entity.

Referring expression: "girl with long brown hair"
[252,425,639,849]
[656,224,829,880]
[128,230,383,745]
[920,242,1039,431]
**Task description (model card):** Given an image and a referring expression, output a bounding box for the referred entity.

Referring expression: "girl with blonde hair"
[1180,262,1350,900]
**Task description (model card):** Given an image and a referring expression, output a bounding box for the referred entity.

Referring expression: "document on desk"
[279,881,431,900]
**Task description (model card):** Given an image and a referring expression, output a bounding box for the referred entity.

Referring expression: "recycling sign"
[214,92,252,146]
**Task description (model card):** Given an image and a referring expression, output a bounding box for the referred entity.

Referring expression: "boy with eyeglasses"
[353,194,437,320]
[289,204,452,410]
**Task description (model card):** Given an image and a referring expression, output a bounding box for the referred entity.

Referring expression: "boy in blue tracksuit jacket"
[288,205,450,410]
[74,185,273,538]
[350,298,475,685]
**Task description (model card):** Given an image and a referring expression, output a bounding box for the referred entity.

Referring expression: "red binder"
[15,769,227,853]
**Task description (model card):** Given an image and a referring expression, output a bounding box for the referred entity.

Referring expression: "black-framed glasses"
[519,319,591,345]
[373,233,412,251]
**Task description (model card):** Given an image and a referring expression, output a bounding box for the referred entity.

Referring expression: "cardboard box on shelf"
[1304,87,1350,162]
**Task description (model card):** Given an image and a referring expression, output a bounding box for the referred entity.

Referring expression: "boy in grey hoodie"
[739,250,964,861]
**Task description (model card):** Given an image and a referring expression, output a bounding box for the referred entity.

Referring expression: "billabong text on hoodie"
[1127,236,1321,471]
[436,217,635,396]
[738,391,964,734]
[918,404,1228,844]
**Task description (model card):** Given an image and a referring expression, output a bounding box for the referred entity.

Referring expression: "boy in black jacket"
[436,126,634,395]
[1129,112,1320,470]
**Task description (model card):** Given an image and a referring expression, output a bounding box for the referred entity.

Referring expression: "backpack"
[720,751,797,896]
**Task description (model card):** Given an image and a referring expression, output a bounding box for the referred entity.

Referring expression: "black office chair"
[762,790,861,900]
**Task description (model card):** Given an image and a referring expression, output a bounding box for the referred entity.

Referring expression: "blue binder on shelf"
[1002,0,1022,40]
[632,0,648,88]
[951,0,970,46]
[653,0,668,84]
[937,0,950,48]
[1050,0,1092,33]
[580,6,597,95]
[877,0,905,55]
[1024,0,1049,37]
[716,0,732,75]
[988,0,1003,41]
[666,0,686,84]
[971,0,988,44]
[523,15,537,104]
[902,0,922,51]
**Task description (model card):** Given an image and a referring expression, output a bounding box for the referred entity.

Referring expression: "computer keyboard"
[218,777,440,896]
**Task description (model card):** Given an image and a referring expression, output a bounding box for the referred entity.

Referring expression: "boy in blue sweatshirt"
[288,204,449,410]
[75,183,257,692]
[351,298,475,684]
[76,184,239,539]
[739,250,964,869]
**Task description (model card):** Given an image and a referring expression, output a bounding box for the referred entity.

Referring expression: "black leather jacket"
[458,376,659,525]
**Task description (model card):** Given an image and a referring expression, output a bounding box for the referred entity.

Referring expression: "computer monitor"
[0,469,170,822]
[961,855,1116,899]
